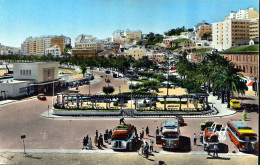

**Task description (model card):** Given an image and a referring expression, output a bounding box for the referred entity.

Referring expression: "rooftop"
[221,45,259,54]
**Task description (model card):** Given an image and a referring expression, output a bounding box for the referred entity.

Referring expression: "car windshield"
[232,101,239,103]
[163,135,178,138]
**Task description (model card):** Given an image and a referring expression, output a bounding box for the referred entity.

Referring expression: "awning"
[171,67,177,71]
[247,81,255,86]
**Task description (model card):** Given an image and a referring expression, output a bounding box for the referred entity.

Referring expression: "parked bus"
[227,120,258,152]
[111,124,137,151]
[156,121,180,149]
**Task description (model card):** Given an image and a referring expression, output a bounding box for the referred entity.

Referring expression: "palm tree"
[212,63,247,108]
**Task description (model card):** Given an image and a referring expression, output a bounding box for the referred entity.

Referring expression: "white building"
[45,45,61,57]
[0,80,31,99]
[13,62,59,83]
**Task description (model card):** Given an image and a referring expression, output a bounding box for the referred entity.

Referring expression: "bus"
[156,121,180,149]
[227,120,258,152]
[111,124,137,151]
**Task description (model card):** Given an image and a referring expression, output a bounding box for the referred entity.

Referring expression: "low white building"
[45,45,61,57]
[0,80,32,99]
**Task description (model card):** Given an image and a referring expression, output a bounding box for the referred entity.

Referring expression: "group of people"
[82,135,92,150]
[193,133,219,158]
[140,139,154,159]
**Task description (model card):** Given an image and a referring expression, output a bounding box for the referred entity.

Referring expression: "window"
[29,70,31,76]
[26,70,28,75]
[23,70,25,75]
[20,70,22,75]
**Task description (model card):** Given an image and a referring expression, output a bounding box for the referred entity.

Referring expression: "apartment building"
[45,45,61,56]
[125,46,146,60]
[212,8,259,51]
[51,37,65,55]
[250,19,259,39]
[21,35,71,56]
[72,34,104,58]
[125,30,142,44]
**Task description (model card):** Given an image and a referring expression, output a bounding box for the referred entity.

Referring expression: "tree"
[80,64,87,76]
[103,86,115,95]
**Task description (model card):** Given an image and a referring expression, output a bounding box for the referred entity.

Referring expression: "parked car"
[105,70,111,74]
[230,99,241,109]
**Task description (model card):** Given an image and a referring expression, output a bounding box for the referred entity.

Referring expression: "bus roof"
[230,121,252,131]
[238,129,255,134]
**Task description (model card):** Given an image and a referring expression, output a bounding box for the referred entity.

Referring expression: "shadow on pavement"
[242,103,259,113]
[235,96,255,100]
[218,143,229,153]
[163,136,191,152]
[24,154,42,160]
[207,157,230,160]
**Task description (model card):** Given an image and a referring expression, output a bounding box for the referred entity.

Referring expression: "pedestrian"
[141,129,144,138]
[120,117,125,125]
[200,132,203,143]
[94,136,98,146]
[88,138,92,150]
[146,126,149,136]
[206,143,211,156]
[213,144,218,158]
[149,139,153,152]
[141,140,146,155]
[99,133,103,146]
[109,129,113,138]
[86,135,89,146]
[156,126,160,136]
[140,132,143,140]
[97,137,100,148]
[193,133,197,145]
[82,137,86,150]
[145,142,149,159]
[96,130,98,138]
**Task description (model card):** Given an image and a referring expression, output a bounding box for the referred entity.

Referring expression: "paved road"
[0,153,257,165]
[0,70,258,165]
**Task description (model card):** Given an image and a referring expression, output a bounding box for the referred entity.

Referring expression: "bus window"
[249,137,257,141]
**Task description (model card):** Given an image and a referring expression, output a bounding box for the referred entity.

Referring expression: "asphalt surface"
[0,70,258,164]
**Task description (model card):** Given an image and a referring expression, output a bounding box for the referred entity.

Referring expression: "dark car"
[105,70,111,74]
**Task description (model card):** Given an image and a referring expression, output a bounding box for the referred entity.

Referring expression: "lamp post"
[167,53,170,96]
[131,74,133,111]
[21,135,26,154]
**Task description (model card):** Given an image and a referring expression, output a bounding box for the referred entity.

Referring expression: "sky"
[0,0,259,47]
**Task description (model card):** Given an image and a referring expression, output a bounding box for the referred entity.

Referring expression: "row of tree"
[176,52,247,108]
[165,26,193,36]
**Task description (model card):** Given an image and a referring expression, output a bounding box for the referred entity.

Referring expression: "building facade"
[13,62,59,83]
[72,34,104,58]
[125,30,142,44]
[21,35,71,56]
[45,45,61,57]
[222,53,258,78]
[125,46,146,60]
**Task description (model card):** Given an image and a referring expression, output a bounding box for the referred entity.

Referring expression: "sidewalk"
[207,93,237,118]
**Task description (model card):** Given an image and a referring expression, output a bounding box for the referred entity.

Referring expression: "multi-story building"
[250,19,259,39]
[212,8,259,51]
[125,30,142,44]
[125,46,146,60]
[194,22,212,40]
[21,35,71,56]
[51,37,65,55]
[72,34,104,58]
[226,8,259,20]
[45,45,61,56]
[212,19,250,50]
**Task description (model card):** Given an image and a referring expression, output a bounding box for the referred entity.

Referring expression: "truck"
[111,124,137,151]
[156,121,180,149]
[202,127,219,151]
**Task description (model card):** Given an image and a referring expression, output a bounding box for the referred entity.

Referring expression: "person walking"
[156,126,160,136]
[146,126,149,136]
[88,138,92,150]
[200,132,203,144]
[86,135,89,147]
[206,143,211,156]
[144,142,149,159]
[96,130,98,138]
[141,129,144,139]
[99,134,103,147]
[149,139,153,152]
[193,133,197,145]
[94,136,98,147]
[213,144,218,158]
[141,140,146,155]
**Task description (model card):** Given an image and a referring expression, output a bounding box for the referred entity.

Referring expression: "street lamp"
[21,135,26,154]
